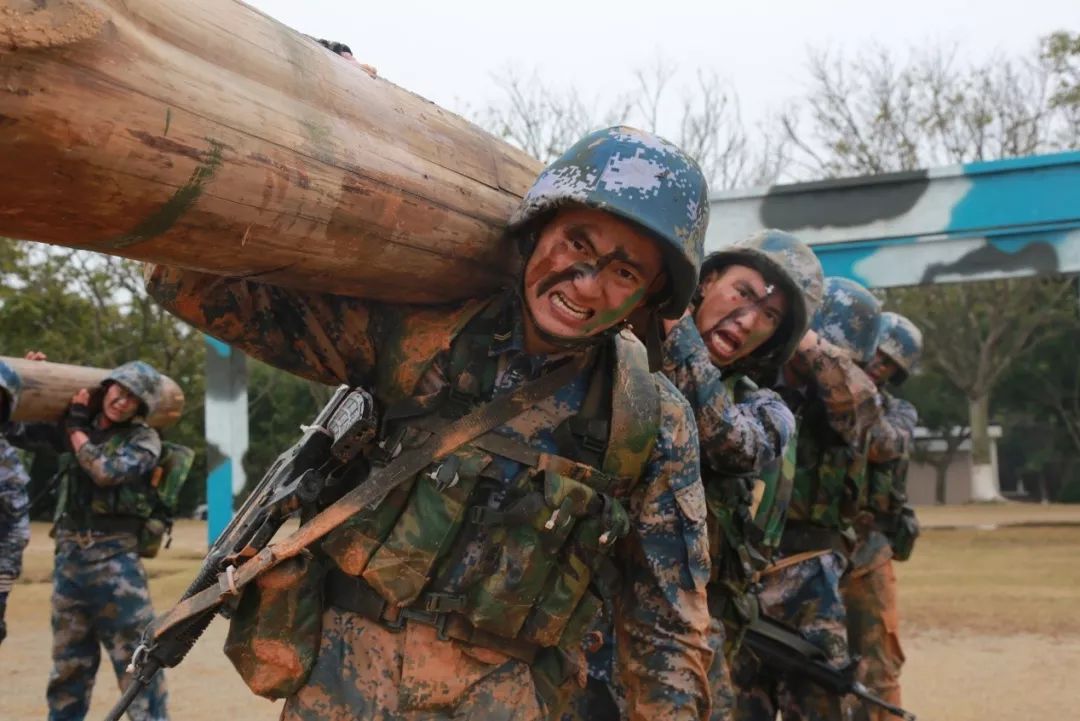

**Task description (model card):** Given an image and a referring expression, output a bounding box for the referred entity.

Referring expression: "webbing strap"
[149,353,591,642]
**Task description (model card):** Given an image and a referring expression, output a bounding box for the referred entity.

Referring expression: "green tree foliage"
[0,241,207,516]
[239,360,322,501]
[893,366,968,504]
[881,278,1078,498]
[995,328,1080,502]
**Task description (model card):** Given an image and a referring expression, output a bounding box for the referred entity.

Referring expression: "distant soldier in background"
[845,312,923,721]
[5,357,169,721]
[0,359,31,648]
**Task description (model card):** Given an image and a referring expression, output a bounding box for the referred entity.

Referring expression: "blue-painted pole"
[203,336,248,544]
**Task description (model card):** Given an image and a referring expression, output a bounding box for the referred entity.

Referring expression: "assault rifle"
[104,385,378,721]
[743,615,917,721]
[104,355,584,720]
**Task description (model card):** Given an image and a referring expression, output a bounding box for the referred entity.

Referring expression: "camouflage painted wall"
[707,151,1080,287]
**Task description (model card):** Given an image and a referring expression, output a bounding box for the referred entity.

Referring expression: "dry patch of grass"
[915,501,1080,528]
[5,517,1080,719]
[899,525,1080,635]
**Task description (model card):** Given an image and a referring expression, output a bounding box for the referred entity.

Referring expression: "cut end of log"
[1,0,107,52]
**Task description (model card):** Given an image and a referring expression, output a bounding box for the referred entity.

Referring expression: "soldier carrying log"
[146,126,715,721]
[5,356,174,721]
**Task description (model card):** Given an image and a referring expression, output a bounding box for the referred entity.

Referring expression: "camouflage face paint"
[533,249,634,298]
[580,287,647,335]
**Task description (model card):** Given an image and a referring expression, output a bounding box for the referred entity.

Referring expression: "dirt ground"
[2,503,1079,720]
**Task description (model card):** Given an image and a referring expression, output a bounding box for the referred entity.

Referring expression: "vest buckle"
[371,427,406,465]
[427,455,462,491]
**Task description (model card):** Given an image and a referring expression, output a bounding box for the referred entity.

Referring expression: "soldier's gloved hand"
[65,400,92,433]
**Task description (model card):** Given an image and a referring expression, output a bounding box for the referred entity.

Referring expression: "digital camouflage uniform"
[0,360,30,647]
[6,361,168,721]
[148,127,715,721]
[572,231,826,721]
[843,312,922,721]
[736,278,883,721]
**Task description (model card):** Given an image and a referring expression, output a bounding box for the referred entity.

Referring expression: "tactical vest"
[319,297,661,653]
[54,422,160,534]
[786,395,866,535]
[705,376,796,647]
[866,458,901,517]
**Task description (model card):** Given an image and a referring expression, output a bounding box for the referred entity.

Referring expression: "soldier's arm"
[145,265,380,387]
[3,421,66,454]
[615,380,712,721]
[74,425,161,488]
[662,315,794,474]
[867,394,918,463]
[793,332,881,447]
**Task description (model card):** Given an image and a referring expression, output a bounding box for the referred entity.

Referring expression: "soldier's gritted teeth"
[694,265,787,366]
[523,207,664,340]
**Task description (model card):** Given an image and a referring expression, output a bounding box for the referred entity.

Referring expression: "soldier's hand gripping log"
[104,357,585,721]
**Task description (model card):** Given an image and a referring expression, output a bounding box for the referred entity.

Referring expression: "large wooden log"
[0,0,543,303]
[1,356,185,428]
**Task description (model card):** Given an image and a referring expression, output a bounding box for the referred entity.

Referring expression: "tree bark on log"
[1,356,185,428]
[0,0,542,304]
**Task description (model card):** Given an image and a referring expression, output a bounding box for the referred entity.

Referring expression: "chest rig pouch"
[706,376,799,650]
[787,396,859,531]
[320,301,660,660]
[54,424,159,533]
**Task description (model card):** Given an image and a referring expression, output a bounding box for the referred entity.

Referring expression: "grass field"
[2,503,1079,720]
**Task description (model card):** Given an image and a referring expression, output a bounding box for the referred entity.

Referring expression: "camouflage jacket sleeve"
[867,394,918,464]
[662,315,794,474]
[74,424,162,488]
[794,335,881,448]
[616,377,712,721]
[0,440,31,592]
[145,265,380,386]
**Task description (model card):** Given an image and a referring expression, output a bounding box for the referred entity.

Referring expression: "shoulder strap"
[375,297,493,403]
[149,352,594,639]
[602,330,660,482]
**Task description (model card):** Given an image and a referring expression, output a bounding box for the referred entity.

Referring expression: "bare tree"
[476,67,628,164]
[779,41,1077,180]
[475,58,788,190]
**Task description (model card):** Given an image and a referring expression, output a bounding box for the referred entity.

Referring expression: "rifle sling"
[746,616,830,663]
[151,353,591,641]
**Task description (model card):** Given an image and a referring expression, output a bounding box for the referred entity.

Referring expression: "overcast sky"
[246,0,1077,127]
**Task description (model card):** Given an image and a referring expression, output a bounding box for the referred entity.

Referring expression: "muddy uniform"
[150,276,711,721]
[149,126,714,721]
[570,230,825,721]
[843,392,917,721]
[736,333,881,721]
[663,315,795,720]
[7,412,167,721]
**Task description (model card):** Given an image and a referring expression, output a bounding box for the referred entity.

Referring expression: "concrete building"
[907,425,1003,505]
